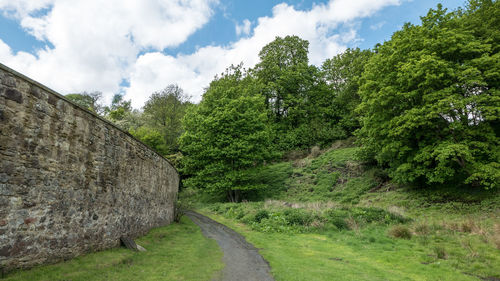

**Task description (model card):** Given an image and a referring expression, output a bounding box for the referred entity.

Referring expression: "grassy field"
[3,216,224,281]
[187,145,500,281]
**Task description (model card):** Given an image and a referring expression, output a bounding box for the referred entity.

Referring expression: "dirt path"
[186,211,274,281]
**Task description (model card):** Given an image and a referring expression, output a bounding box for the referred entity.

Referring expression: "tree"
[180,65,272,202]
[129,126,169,155]
[105,94,139,130]
[322,48,373,134]
[143,85,192,154]
[65,91,104,115]
[254,35,309,120]
[357,2,500,189]
[254,35,344,150]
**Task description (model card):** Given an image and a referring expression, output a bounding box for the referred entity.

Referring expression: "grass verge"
[3,216,224,281]
[200,210,499,281]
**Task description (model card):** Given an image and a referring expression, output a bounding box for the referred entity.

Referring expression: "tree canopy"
[65,91,104,114]
[357,2,500,188]
[69,0,499,193]
[180,65,272,202]
[142,85,192,154]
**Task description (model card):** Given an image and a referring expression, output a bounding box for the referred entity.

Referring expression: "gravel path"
[186,211,274,281]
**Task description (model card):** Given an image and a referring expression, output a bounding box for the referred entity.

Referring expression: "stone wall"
[0,63,179,271]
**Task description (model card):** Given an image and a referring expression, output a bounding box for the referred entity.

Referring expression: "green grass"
[3,216,224,281]
[186,145,500,281]
[200,211,500,281]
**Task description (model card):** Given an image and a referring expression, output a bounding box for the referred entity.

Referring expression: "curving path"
[186,211,274,281]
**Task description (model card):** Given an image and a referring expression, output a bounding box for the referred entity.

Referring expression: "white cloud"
[0,0,218,103]
[0,0,53,18]
[235,19,252,36]
[370,21,386,30]
[125,0,400,106]
[0,0,400,108]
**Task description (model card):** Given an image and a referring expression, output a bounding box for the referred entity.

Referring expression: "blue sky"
[0,0,464,107]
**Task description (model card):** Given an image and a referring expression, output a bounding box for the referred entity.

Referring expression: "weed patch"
[388,225,412,239]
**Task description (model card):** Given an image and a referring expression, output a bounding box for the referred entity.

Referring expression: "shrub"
[350,207,409,224]
[346,217,359,231]
[460,219,477,233]
[240,214,255,224]
[254,210,270,223]
[388,225,412,239]
[235,211,245,220]
[414,222,430,236]
[284,209,314,226]
[209,204,221,213]
[325,209,350,230]
[373,168,389,183]
[173,200,188,223]
[251,213,293,233]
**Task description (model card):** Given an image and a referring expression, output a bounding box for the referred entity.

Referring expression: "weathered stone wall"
[0,63,179,271]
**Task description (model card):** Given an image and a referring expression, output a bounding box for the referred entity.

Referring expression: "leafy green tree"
[357,2,500,189]
[322,48,373,134]
[106,94,132,121]
[254,35,344,150]
[65,91,104,115]
[143,85,191,154]
[255,35,309,120]
[129,126,169,155]
[104,94,142,131]
[180,65,272,202]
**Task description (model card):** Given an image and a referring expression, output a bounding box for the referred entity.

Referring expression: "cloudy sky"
[0,0,463,108]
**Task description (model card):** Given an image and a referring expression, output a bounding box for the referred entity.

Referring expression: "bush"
[209,204,221,213]
[173,200,187,223]
[388,225,412,239]
[236,211,245,220]
[283,209,314,226]
[250,213,293,233]
[254,210,270,223]
[325,209,350,230]
[348,207,409,225]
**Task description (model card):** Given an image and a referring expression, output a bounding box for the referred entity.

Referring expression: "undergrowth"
[205,202,410,233]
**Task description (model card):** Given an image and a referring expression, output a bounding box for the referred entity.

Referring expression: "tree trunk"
[227,190,241,203]
[227,190,235,202]
[235,190,240,203]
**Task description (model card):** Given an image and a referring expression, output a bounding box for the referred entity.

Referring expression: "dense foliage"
[180,66,272,202]
[68,0,499,195]
[142,85,192,154]
[322,48,372,134]
[357,2,500,188]
[65,91,105,114]
[254,35,347,150]
[65,85,191,161]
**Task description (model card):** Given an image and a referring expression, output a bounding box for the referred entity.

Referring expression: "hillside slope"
[185,145,500,281]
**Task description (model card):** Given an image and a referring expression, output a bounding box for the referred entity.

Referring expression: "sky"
[0,0,464,108]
